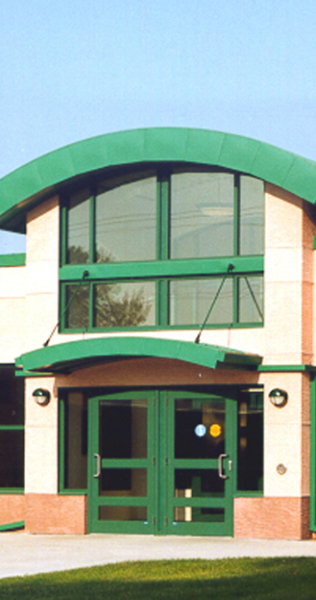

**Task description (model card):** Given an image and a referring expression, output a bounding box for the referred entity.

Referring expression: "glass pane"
[175,399,225,459]
[175,469,224,498]
[94,281,155,328]
[0,367,24,425]
[169,278,233,325]
[67,188,90,263]
[64,392,88,490]
[100,399,147,459]
[65,284,89,329]
[238,276,263,323]
[171,172,234,259]
[96,172,156,263]
[100,469,147,497]
[240,176,264,256]
[174,507,224,523]
[238,391,263,491]
[0,430,24,488]
[99,506,147,521]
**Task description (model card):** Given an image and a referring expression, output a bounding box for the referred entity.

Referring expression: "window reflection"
[240,176,264,256]
[67,188,90,264]
[169,278,233,325]
[94,281,155,328]
[96,172,156,263]
[171,172,234,259]
[238,276,264,323]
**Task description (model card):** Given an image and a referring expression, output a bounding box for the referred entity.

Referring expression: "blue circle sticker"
[194,424,207,438]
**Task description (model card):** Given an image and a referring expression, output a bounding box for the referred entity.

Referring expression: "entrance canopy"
[15,336,262,374]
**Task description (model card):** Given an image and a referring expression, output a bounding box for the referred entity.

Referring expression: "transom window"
[60,165,264,331]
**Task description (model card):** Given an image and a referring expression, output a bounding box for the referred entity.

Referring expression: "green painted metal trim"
[0,253,26,267]
[15,370,52,377]
[234,491,263,497]
[59,256,264,282]
[0,520,25,532]
[16,336,262,374]
[1,127,316,231]
[258,364,316,372]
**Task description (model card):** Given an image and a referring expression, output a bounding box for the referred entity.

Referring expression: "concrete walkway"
[1,533,316,579]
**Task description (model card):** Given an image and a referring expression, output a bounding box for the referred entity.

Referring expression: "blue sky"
[1,0,316,252]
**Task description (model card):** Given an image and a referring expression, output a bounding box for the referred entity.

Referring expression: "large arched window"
[59,165,264,331]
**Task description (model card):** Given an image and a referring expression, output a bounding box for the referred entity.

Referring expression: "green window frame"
[59,390,88,494]
[0,366,24,493]
[59,166,264,332]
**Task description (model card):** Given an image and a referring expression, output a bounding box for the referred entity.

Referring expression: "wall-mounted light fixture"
[32,388,51,406]
[269,388,288,408]
[276,463,287,475]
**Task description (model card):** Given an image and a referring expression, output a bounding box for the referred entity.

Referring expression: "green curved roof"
[15,336,262,374]
[1,127,316,231]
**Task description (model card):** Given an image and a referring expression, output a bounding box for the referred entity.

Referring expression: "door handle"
[218,453,229,480]
[93,453,101,478]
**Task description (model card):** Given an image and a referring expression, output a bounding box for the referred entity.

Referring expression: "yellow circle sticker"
[210,424,222,438]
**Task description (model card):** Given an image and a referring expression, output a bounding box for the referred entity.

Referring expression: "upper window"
[60,165,264,331]
[64,168,264,265]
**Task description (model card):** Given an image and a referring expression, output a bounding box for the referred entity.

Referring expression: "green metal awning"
[2,127,316,232]
[15,336,262,375]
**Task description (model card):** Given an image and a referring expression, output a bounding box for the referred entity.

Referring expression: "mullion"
[157,279,168,326]
[233,276,239,325]
[158,172,170,261]
[88,282,93,329]
[60,203,68,266]
[234,174,240,257]
[89,193,96,263]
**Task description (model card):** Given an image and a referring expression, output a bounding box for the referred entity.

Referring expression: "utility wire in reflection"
[43,270,89,347]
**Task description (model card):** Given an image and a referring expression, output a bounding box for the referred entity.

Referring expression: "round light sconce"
[276,463,287,475]
[269,388,288,408]
[32,388,51,406]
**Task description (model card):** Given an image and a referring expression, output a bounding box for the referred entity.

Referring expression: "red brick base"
[0,494,312,538]
[234,496,310,540]
[0,495,25,527]
[25,494,87,534]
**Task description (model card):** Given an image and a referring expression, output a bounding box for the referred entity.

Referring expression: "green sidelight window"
[237,390,263,493]
[60,166,264,331]
[59,391,88,492]
[0,366,24,491]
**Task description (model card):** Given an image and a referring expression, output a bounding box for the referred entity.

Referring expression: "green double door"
[88,390,237,535]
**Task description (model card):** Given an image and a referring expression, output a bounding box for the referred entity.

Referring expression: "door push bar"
[218,453,232,479]
[93,453,101,478]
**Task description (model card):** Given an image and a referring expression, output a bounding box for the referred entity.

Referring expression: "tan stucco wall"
[0,265,26,362]
[25,377,58,494]
[265,184,316,365]
[25,197,59,351]
[262,372,310,498]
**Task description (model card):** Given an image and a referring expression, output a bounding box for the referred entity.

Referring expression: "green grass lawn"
[0,557,315,600]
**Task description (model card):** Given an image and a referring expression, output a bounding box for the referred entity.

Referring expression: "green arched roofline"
[1,127,316,231]
[15,336,262,374]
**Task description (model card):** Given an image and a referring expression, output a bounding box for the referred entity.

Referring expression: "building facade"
[0,127,316,538]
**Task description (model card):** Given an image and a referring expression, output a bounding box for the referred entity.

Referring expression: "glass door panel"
[88,393,155,533]
[166,393,236,536]
[88,390,236,536]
